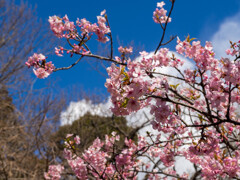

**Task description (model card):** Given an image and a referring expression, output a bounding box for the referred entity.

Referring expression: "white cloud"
[211,13,240,59]
[60,98,112,125]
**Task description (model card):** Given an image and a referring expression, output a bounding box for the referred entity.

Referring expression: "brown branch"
[54,55,84,71]
[154,0,176,54]
[105,15,113,60]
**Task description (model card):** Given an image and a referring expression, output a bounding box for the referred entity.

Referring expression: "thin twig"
[105,15,113,60]
[54,56,84,71]
[154,0,176,54]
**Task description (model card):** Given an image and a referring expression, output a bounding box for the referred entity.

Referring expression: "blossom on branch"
[26,1,240,179]
[26,53,55,79]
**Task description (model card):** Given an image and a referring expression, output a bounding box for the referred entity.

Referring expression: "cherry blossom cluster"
[50,133,192,180]
[48,15,75,38]
[62,132,141,179]
[105,47,183,118]
[225,40,240,56]
[174,38,240,178]
[44,164,64,180]
[26,10,112,78]
[153,1,172,24]
[25,53,55,79]
[118,46,133,54]
[185,143,240,178]
[105,37,240,178]
[48,10,110,43]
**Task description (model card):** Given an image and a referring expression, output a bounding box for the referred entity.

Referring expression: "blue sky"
[27,0,240,98]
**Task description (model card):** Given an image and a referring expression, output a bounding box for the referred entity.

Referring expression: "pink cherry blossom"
[49,15,75,38]
[118,46,133,54]
[44,165,64,180]
[33,68,50,79]
[153,2,171,24]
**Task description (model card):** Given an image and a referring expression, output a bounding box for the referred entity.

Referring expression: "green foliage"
[53,113,137,153]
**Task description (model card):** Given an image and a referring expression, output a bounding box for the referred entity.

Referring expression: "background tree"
[0,0,66,179]
[54,114,136,152]
[0,0,49,86]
